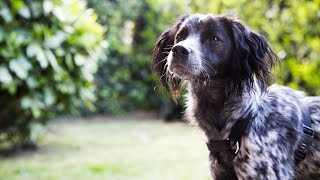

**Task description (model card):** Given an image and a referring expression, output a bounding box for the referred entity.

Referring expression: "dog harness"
[294,106,314,164]
[206,106,314,165]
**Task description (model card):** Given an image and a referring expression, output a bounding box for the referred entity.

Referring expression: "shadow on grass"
[0,142,38,158]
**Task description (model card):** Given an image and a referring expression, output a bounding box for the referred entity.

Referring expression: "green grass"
[0,117,211,180]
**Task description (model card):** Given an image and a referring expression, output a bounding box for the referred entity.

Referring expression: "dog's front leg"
[209,152,238,180]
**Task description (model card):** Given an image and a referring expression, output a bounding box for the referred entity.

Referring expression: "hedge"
[0,0,106,147]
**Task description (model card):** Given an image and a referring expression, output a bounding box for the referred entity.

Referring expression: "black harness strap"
[294,106,314,165]
[206,106,314,165]
[206,140,232,153]
[207,115,252,155]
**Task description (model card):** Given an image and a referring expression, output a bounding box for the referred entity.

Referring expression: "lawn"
[0,116,211,180]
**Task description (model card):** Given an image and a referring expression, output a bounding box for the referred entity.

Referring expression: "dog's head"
[152,14,277,97]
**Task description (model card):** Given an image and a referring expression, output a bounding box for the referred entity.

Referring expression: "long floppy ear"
[152,14,189,100]
[230,19,278,93]
[152,29,176,91]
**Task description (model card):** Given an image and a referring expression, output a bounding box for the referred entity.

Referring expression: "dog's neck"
[190,79,227,114]
[185,79,258,141]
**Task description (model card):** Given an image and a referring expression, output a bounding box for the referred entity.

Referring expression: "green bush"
[87,0,144,114]
[87,0,186,116]
[0,0,106,146]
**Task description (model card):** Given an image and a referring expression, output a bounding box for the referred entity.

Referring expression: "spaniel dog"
[152,14,320,179]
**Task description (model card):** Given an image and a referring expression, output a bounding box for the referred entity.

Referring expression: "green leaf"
[55,48,65,57]
[45,31,67,48]
[52,6,67,22]
[9,56,32,79]
[43,0,54,15]
[45,49,62,72]
[12,0,24,11]
[29,1,42,18]
[26,76,38,89]
[80,87,96,110]
[66,53,74,70]
[37,49,49,68]
[0,8,12,23]
[21,96,32,109]
[27,43,49,68]
[26,43,40,57]
[18,6,31,19]
[74,54,86,66]
[57,81,76,94]
[0,67,13,84]
[15,29,29,45]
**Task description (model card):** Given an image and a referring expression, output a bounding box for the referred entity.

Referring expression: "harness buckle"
[234,141,240,154]
[228,138,240,154]
[303,125,314,138]
[294,124,314,165]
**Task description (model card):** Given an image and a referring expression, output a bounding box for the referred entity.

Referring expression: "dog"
[152,14,320,179]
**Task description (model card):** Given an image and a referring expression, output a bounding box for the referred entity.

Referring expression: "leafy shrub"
[87,0,186,116]
[87,0,144,114]
[0,0,106,146]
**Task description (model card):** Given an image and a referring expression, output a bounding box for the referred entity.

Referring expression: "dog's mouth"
[169,62,200,79]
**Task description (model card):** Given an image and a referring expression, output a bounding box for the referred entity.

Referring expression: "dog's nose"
[172,45,189,57]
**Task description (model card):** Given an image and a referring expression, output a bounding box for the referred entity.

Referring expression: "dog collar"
[206,114,253,155]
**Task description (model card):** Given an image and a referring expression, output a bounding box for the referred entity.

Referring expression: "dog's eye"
[176,29,188,42]
[209,36,221,44]
[176,34,185,41]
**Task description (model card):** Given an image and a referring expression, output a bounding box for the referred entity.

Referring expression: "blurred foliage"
[87,0,186,115]
[0,0,106,146]
[87,0,143,114]
[88,0,319,118]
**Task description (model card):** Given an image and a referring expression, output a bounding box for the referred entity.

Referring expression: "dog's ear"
[152,14,189,100]
[230,19,278,93]
[152,29,175,91]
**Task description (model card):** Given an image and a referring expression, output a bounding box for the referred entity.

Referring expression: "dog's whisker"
[201,58,216,73]
[160,63,169,78]
[200,67,210,83]
[153,57,168,69]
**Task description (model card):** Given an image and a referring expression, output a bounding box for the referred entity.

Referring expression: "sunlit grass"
[0,117,211,180]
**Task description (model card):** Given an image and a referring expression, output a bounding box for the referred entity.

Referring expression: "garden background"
[0,0,319,179]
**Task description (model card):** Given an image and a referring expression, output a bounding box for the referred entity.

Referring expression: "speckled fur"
[186,81,320,180]
[152,14,320,179]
